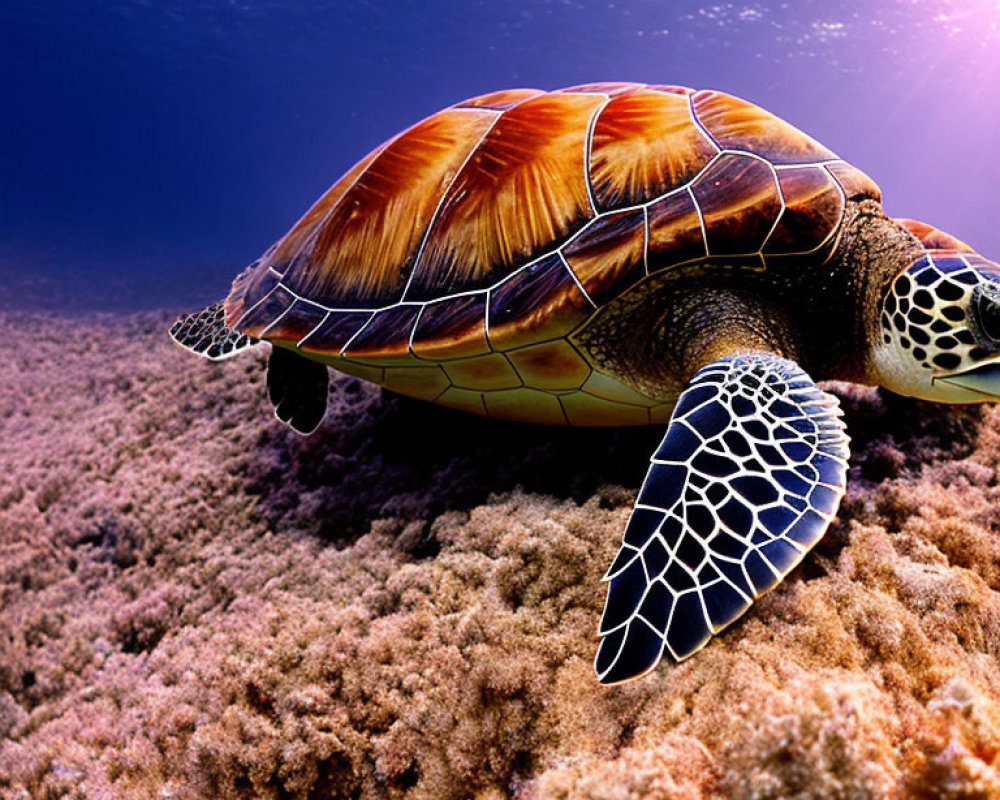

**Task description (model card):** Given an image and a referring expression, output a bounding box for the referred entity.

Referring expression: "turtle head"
[873,252,1000,402]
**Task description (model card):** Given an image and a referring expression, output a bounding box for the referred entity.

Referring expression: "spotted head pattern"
[875,252,1000,402]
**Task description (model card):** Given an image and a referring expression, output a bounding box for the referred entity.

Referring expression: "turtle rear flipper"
[595,352,850,685]
[169,302,256,361]
[267,346,329,435]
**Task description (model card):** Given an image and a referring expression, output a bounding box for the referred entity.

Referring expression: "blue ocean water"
[2,0,999,311]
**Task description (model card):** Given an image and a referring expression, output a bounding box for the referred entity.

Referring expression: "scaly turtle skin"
[171,83,1000,684]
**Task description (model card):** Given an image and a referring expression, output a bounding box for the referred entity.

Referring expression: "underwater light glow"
[1,0,998,312]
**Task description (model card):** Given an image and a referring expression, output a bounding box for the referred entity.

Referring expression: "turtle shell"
[225,83,881,425]
[895,218,973,254]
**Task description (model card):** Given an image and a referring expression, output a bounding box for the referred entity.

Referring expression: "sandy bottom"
[1,310,999,799]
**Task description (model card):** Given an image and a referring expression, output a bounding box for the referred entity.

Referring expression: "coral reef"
[1,310,999,799]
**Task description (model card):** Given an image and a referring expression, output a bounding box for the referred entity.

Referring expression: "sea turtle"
[170,82,1000,684]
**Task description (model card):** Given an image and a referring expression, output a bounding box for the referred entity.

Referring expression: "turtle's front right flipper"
[169,302,256,361]
[595,352,850,685]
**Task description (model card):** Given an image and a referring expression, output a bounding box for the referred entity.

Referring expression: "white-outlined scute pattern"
[169,303,255,361]
[594,353,850,684]
[225,141,860,426]
[226,84,867,382]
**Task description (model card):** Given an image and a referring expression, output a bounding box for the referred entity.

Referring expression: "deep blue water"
[3,0,999,311]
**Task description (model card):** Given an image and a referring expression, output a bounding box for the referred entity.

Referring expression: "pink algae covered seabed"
[1,310,1000,799]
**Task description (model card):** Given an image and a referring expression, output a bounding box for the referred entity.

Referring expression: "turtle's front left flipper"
[595,352,850,685]
[267,346,329,435]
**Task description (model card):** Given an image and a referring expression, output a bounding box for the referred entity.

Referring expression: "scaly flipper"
[169,302,255,361]
[595,352,850,685]
[267,346,329,435]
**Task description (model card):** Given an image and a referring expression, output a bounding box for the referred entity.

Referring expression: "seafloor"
[1,310,999,799]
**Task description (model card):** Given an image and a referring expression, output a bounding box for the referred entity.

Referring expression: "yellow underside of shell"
[276,333,675,427]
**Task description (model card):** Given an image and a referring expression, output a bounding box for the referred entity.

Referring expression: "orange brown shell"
[224,83,881,425]
[896,218,973,254]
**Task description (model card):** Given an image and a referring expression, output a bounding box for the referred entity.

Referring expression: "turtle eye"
[971,284,1000,349]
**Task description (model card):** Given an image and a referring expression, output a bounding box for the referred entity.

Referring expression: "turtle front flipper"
[169,302,256,361]
[267,346,329,434]
[595,352,850,685]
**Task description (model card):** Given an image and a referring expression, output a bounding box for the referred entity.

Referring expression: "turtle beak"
[935,360,1000,401]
